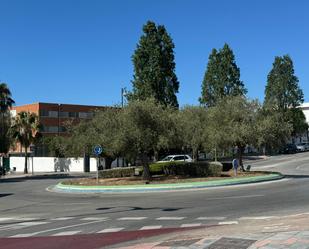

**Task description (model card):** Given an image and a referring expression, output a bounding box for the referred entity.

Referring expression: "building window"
[41,125,59,133]
[79,112,93,119]
[69,112,77,118]
[59,126,67,133]
[59,112,69,118]
[39,110,58,118]
[39,110,49,117]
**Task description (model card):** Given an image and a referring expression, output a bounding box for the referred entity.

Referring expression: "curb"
[52,173,284,193]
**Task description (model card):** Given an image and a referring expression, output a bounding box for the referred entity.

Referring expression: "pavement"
[1,152,309,248]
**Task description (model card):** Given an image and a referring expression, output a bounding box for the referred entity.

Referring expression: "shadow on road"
[284,174,309,179]
[0,193,13,198]
[0,174,87,183]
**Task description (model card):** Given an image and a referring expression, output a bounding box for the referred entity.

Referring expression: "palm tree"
[11,111,40,174]
[0,83,15,113]
[0,83,15,174]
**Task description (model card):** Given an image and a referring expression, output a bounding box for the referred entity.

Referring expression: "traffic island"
[51,172,284,193]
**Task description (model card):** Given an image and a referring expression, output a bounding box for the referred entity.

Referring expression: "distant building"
[297,103,309,143]
[10,102,110,156]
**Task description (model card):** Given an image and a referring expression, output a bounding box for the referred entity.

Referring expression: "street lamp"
[121,87,128,108]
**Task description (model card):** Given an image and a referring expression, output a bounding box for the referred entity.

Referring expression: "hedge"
[149,161,184,175]
[99,167,135,178]
[163,161,223,177]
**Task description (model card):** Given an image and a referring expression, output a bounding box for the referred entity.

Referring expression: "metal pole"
[121,88,124,108]
[31,155,34,175]
[96,156,99,185]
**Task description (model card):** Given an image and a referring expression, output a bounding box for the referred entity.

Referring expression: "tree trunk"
[141,153,151,181]
[192,148,198,162]
[238,146,245,171]
[104,157,113,170]
[154,150,159,162]
[24,146,28,174]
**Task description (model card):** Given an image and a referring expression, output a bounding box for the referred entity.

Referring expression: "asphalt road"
[1,152,309,241]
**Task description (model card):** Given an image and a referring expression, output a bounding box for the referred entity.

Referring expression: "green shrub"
[163,161,223,177]
[149,161,184,175]
[99,167,135,178]
[221,162,232,171]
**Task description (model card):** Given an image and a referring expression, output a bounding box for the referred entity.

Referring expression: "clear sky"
[0,0,308,107]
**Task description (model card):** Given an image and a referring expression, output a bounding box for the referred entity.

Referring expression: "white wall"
[9,157,126,173]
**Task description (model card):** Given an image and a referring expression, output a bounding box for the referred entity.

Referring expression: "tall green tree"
[0,83,15,154]
[130,21,179,108]
[264,55,307,138]
[200,44,247,107]
[264,55,303,111]
[11,112,40,173]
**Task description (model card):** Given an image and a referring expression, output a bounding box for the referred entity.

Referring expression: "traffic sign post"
[93,145,103,184]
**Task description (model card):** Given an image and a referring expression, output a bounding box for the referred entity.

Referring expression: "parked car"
[280,144,298,154]
[296,143,306,152]
[156,155,193,163]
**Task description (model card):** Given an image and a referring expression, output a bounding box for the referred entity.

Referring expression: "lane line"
[52,231,81,236]
[80,217,108,221]
[117,217,147,221]
[12,220,108,236]
[218,221,238,225]
[97,228,124,233]
[140,225,162,230]
[0,221,49,231]
[180,223,202,228]
[50,217,75,221]
[10,233,39,238]
[197,217,226,220]
[239,216,277,220]
[156,217,186,220]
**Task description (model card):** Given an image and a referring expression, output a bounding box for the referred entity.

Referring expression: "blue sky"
[0,0,308,107]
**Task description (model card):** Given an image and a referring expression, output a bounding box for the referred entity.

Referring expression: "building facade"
[10,102,109,156]
[297,103,309,143]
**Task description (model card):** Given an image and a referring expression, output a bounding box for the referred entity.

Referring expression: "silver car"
[157,155,193,163]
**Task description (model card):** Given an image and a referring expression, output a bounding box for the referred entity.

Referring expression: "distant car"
[156,155,193,163]
[296,143,306,152]
[280,144,298,154]
[301,142,309,151]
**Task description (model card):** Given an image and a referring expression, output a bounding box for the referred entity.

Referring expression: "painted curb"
[52,173,284,193]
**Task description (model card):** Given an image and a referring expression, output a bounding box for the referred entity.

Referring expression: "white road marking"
[97,228,124,233]
[117,217,147,220]
[52,231,81,236]
[80,217,108,221]
[16,220,107,236]
[10,233,40,238]
[239,216,277,220]
[197,217,226,220]
[207,195,264,200]
[156,217,185,220]
[218,221,238,225]
[51,217,75,221]
[0,218,14,222]
[0,221,49,231]
[180,223,202,228]
[140,225,162,230]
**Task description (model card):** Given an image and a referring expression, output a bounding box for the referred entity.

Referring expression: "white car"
[157,155,193,163]
[296,143,306,152]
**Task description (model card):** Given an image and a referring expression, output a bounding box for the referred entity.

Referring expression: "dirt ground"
[63,170,269,186]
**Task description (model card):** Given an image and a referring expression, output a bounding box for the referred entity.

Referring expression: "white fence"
[9,157,126,173]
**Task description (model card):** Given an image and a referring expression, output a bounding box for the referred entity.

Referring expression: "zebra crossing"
[0,215,235,238]
[0,214,299,238]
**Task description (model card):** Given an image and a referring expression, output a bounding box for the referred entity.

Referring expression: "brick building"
[10,102,109,156]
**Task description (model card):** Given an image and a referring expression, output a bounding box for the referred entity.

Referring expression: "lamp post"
[121,87,128,108]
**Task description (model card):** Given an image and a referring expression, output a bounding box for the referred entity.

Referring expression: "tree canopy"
[264,55,303,111]
[199,44,247,107]
[129,21,179,108]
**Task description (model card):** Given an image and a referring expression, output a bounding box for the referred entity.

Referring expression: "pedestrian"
[232,158,239,176]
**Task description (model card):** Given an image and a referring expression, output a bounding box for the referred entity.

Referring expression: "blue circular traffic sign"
[93,145,103,155]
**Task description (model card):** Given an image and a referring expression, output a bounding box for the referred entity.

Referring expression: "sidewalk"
[112,213,309,249]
